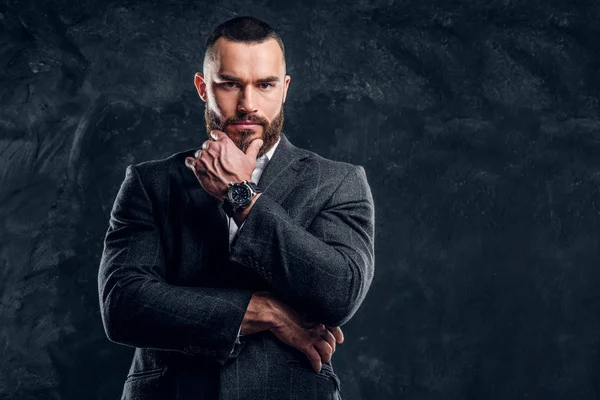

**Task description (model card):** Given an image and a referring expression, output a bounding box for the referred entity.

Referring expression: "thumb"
[245,138,264,158]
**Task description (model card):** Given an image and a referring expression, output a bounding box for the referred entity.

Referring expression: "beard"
[204,102,284,159]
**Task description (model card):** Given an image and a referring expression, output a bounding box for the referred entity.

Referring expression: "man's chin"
[226,126,262,143]
[221,128,258,152]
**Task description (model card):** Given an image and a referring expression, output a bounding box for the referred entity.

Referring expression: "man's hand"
[185,130,263,200]
[240,291,344,373]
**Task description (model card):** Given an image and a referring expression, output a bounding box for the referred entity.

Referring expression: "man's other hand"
[240,292,344,373]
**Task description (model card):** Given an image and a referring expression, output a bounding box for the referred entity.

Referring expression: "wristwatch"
[222,180,262,217]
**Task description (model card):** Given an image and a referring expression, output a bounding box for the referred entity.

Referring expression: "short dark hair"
[203,16,286,71]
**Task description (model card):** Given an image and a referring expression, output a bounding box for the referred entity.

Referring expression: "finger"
[186,156,210,178]
[187,159,208,189]
[327,326,344,344]
[313,339,333,364]
[185,157,204,178]
[244,138,264,158]
[191,159,207,178]
[203,139,219,151]
[210,130,228,141]
[198,154,214,175]
[205,146,220,160]
[185,157,196,171]
[304,346,322,373]
[320,328,337,354]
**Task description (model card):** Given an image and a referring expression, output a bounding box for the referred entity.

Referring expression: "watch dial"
[231,185,250,203]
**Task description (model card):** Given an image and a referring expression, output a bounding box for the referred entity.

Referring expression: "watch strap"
[222,198,234,218]
[245,181,262,193]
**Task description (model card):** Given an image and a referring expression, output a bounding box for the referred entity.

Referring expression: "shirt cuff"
[229,324,243,355]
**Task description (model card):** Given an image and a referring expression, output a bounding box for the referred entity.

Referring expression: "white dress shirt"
[227,136,281,246]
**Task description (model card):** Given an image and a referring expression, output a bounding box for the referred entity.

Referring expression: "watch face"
[230,184,251,205]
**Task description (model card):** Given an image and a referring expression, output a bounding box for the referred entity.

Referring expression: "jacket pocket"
[286,360,341,392]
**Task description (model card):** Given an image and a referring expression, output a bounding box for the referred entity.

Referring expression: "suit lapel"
[256,132,309,204]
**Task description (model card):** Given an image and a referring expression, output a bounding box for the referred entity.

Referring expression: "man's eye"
[222,82,238,88]
[259,83,274,89]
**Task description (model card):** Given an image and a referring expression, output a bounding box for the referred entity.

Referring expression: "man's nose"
[237,86,258,114]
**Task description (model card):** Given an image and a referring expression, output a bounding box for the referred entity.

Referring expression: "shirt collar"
[258,135,281,164]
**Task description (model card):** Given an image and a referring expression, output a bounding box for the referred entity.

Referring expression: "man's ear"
[282,75,291,103]
[194,73,207,102]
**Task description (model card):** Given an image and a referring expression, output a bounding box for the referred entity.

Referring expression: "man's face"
[194,37,291,158]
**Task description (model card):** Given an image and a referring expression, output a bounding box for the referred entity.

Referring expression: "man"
[98,16,375,400]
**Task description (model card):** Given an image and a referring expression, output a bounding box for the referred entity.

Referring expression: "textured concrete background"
[1,0,599,399]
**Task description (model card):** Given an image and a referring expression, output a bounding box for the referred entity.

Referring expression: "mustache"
[225,115,267,126]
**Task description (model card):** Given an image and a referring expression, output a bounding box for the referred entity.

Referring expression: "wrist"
[261,293,281,330]
[240,291,280,334]
[233,193,261,226]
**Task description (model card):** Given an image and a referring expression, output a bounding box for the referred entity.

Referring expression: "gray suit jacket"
[98,132,375,399]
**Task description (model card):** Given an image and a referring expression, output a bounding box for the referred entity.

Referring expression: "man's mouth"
[231,121,262,128]
[233,120,260,125]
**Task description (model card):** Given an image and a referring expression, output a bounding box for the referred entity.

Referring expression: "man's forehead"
[208,37,284,72]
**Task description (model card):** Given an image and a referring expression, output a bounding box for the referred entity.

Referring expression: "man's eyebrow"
[217,74,280,83]
[256,76,280,83]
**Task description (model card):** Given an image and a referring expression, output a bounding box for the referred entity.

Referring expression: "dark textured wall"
[1,0,599,399]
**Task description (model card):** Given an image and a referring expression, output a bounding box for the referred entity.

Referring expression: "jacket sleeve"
[228,164,375,327]
[98,164,253,366]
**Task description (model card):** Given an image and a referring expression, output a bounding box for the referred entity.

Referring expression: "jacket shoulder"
[121,148,196,199]
[130,148,195,173]
[299,147,365,180]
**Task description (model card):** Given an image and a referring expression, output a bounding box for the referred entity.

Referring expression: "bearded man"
[98,16,375,400]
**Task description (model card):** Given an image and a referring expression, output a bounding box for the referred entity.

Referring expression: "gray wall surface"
[1,0,599,399]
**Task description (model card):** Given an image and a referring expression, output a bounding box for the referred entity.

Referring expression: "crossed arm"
[98,163,375,366]
[229,164,375,327]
